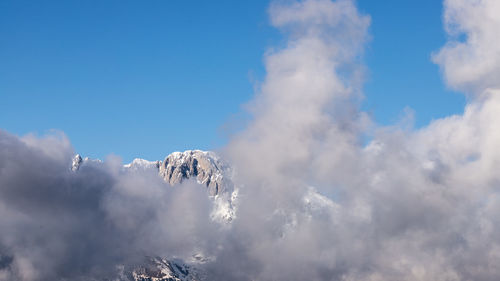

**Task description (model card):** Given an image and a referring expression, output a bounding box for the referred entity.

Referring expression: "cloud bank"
[0,131,216,280]
[2,0,500,280]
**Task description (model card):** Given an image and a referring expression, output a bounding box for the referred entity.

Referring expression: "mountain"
[159,150,231,196]
[72,150,232,197]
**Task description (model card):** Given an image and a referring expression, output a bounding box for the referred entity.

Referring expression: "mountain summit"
[73,150,232,197]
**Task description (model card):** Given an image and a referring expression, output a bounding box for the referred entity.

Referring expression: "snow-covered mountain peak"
[159,150,231,196]
[71,154,102,171]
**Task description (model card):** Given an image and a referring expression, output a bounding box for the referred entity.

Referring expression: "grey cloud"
[0,130,216,280]
[3,0,500,280]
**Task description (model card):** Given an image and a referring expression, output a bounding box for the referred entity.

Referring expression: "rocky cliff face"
[158,150,230,196]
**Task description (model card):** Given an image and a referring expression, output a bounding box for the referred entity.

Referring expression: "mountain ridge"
[72,150,230,196]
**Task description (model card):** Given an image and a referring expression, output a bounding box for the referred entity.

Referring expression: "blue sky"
[0,0,465,162]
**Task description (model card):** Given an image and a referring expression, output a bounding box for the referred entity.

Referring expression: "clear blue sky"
[0,0,464,162]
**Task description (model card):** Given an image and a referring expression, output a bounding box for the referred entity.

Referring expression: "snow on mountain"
[71,154,82,171]
[71,154,103,171]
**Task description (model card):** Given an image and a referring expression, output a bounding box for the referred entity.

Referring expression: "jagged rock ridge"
[158,150,230,196]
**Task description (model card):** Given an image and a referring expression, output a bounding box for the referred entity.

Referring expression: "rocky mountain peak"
[158,150,230,196]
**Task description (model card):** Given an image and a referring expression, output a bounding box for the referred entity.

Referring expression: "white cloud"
[433,0,500,95]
